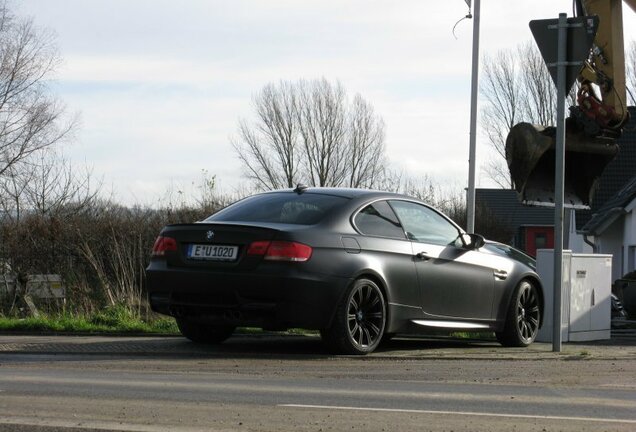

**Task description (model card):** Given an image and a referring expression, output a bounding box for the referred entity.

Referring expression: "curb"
[0,334,634,360]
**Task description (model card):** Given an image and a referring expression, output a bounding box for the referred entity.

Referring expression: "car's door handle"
[416,251,430,260]
[494,269,508,280]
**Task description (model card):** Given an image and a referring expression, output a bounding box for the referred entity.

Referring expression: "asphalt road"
[0,334,635,432]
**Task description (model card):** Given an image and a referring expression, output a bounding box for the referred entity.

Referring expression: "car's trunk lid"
[159,222,281,270]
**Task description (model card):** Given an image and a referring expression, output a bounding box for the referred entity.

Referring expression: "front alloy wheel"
[322,278,386,355]
[497,280,540,347]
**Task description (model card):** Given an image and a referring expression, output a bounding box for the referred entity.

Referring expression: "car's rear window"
[205,192,349,225]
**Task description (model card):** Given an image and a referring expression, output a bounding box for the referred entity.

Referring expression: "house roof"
[475,189,555,230]
[581,174,636,235]
[577,106,636,230]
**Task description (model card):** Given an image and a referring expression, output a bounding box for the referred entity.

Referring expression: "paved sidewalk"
[0,332,634,360]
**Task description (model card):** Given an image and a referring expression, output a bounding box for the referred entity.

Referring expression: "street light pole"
[466,0,480,234]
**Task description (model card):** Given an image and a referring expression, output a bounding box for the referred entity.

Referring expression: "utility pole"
[466,0,480,234]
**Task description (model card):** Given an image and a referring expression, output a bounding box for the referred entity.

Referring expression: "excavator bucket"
[506,122,619,209]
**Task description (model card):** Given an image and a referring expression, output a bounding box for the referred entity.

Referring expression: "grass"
[0,311,498,339]
[0,305,319,336]
[0,305,179,334]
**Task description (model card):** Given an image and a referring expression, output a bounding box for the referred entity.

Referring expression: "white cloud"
[18,0,636,206]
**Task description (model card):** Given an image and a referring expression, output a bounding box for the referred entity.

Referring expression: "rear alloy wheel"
[496,280,541,347]
[176,318,235,344]
[322,278,386,355]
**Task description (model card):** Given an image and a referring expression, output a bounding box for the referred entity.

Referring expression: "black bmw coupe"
[146,187,543,355]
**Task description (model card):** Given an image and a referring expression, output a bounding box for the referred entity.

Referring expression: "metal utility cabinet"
[536,250,612,342]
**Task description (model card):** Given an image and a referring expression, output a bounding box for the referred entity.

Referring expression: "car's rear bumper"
[146,261,351,330]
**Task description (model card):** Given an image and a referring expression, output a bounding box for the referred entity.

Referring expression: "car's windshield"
[206,192,349,225]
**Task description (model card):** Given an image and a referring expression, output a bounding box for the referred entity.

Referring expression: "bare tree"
[0,3,75,178]
[297,79,348,187]
[233,78,386,190]
[0,148,100,224]
[234,81,299,190]
[520,42,559,126]
[480,49,523,189]
[20,150,98,217]
[480,42,576,188]
[345,95,386,188]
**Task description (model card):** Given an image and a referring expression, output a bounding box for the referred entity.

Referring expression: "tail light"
[247,240,312,262]
[151,236,177,257]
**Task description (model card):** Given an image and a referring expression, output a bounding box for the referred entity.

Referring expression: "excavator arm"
[572,0,634,136]
[507,0,636,209]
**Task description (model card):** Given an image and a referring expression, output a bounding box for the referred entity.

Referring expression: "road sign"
[529,16,598,91]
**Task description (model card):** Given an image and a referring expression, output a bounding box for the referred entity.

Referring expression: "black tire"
[322,278,386,355]
[496,280,541,347]
[176,318,235,344]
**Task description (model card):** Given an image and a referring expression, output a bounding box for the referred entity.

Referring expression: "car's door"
[389,200,495,320]
[352,200,420,309]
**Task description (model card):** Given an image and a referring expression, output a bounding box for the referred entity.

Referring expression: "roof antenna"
[293,184,308,194]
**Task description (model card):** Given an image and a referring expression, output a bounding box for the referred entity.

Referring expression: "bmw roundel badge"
[206,230,215,241]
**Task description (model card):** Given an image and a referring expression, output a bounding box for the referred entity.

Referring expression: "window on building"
[535,233,547,250]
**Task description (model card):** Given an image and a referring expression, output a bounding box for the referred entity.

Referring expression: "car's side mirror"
[461,233,485,250]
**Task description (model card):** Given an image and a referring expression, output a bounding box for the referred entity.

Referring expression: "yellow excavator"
[506,0,636,209]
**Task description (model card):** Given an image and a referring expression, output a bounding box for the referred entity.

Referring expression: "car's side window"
[354,201,406,239]
[389,200,460,246]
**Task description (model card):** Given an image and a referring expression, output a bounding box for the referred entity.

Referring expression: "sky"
[16,0,636,206]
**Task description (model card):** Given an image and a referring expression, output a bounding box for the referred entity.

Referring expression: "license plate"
[187,244,239,261]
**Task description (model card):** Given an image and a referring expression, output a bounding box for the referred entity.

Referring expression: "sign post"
[529,14,598,352]
[552,13,568,353]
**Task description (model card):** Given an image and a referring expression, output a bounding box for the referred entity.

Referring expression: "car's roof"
[262,187,411,200]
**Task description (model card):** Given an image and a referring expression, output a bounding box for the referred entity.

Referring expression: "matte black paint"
[146,188,543,335]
